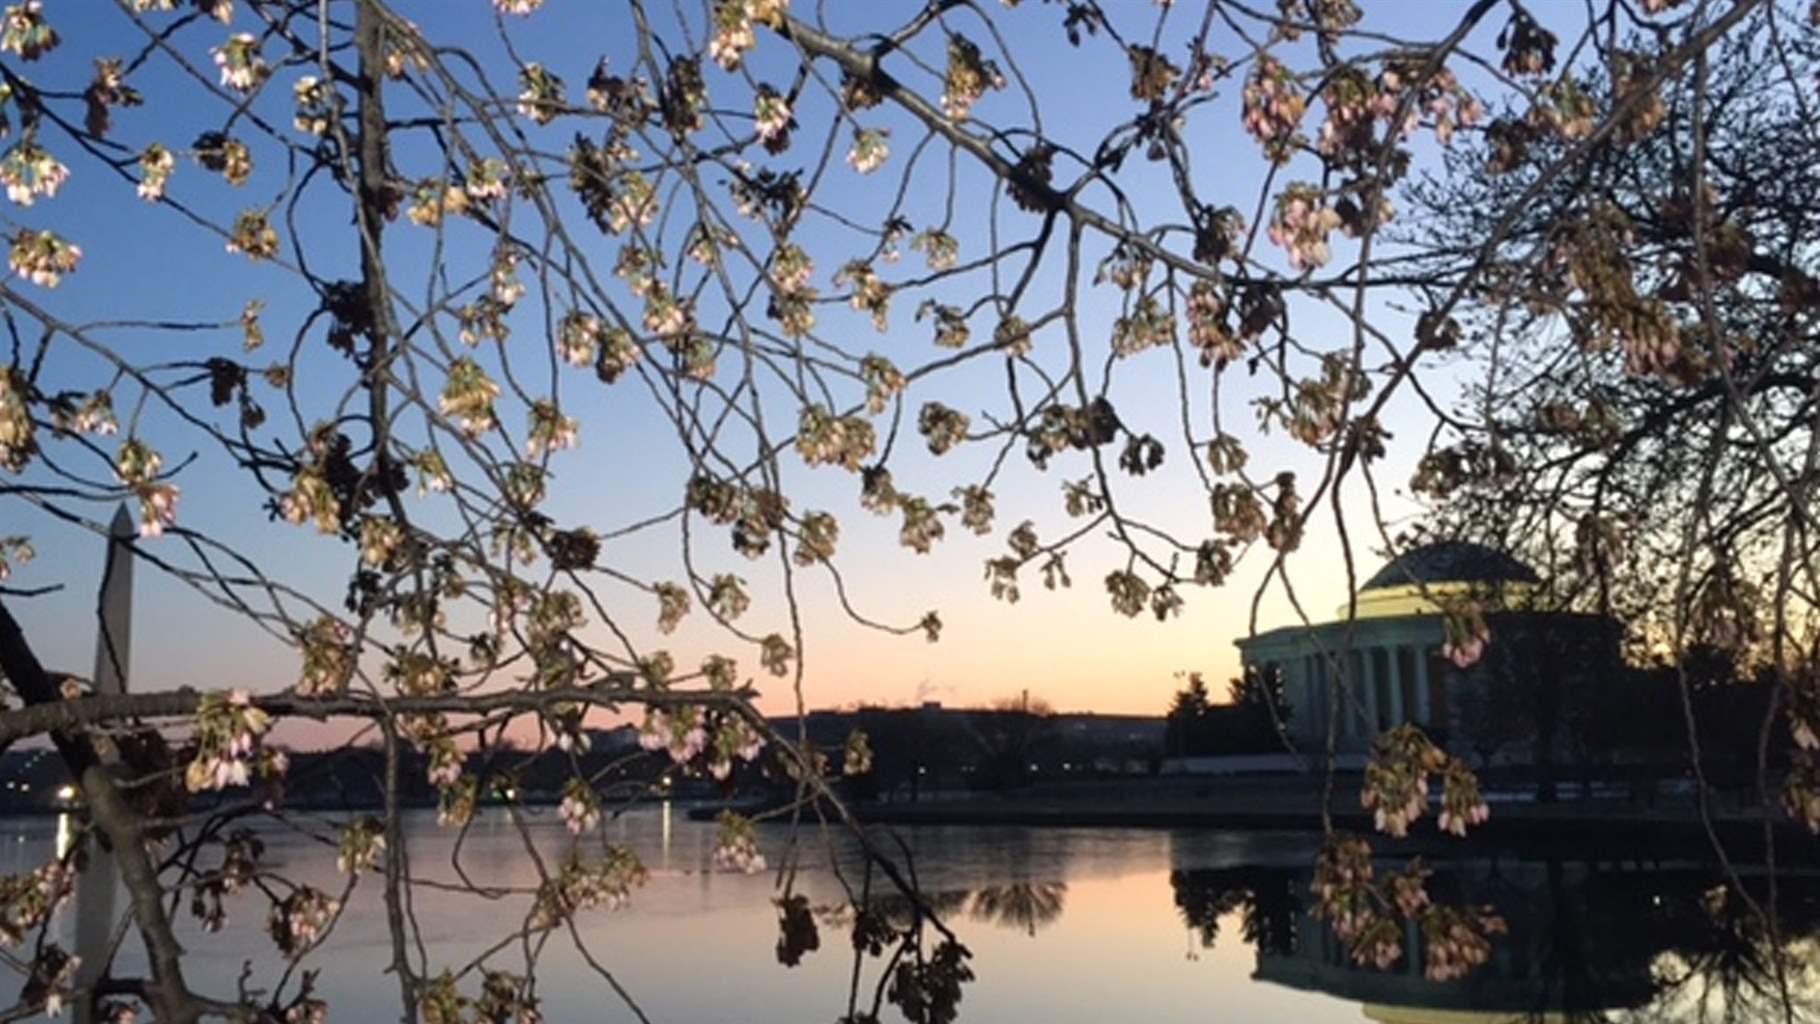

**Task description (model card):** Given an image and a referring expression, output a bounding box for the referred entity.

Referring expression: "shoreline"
[676,775,1808,858]
[846,795,1803,856]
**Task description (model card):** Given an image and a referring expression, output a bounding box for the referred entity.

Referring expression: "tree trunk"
[0,600,199,1023]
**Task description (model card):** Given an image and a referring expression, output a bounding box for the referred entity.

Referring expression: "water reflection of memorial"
[1169,854,1820,1022]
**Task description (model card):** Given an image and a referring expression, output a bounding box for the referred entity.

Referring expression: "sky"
[0,1,1512,739]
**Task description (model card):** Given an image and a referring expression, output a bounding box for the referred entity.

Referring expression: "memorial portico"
[1234,541,1618,756]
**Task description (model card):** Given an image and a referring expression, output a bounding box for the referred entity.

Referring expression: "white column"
[1384,647,1404,725]
[1308,654,1327,738]
[1349,650,1369,739]
[1286,658,1309,742]
[1410,647,1430,723]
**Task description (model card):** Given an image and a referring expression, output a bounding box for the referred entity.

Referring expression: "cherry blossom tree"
[1407,2,1820,1001]
[0,0,1806,1020]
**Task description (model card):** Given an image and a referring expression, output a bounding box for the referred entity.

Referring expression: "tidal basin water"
[2,807,1813,1022]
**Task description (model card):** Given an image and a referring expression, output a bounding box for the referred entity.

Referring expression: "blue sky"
[2,0,1520,731]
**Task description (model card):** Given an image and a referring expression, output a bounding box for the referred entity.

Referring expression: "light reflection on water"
[0,810,1811,1023]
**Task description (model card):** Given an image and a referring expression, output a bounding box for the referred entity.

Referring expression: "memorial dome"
[1346,541,1538,619]
[1362,541,1539,592]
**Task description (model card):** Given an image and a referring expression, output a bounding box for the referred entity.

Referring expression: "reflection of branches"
[967,882,1067,937]
[821,882,1068,938]
[1170,867,1297,957]
[819,891,969,936]
[817,862,976,1024]
[1173,870,1247,951]
[1635,880,1820,1024]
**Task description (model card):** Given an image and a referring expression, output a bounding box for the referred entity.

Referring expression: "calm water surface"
[0,808,1811,1022]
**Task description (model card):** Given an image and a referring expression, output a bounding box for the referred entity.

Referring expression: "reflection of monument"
[1171,848,1820,1021]
[1171,855,1667,1021]
[1248,865,1653,1022]
[1235,542,1623,760]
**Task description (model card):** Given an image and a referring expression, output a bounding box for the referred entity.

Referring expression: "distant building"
[1047,712,1167,749]
[769,704,1163,793]
[1235,541,1623,763]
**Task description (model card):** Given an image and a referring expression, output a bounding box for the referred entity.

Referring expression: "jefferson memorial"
[1235,541,1623,759]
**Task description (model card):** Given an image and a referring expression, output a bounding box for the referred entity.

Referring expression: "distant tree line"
[1456,639,1797,806]
[775,697,1164,800]
[1164,671,1290,759]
